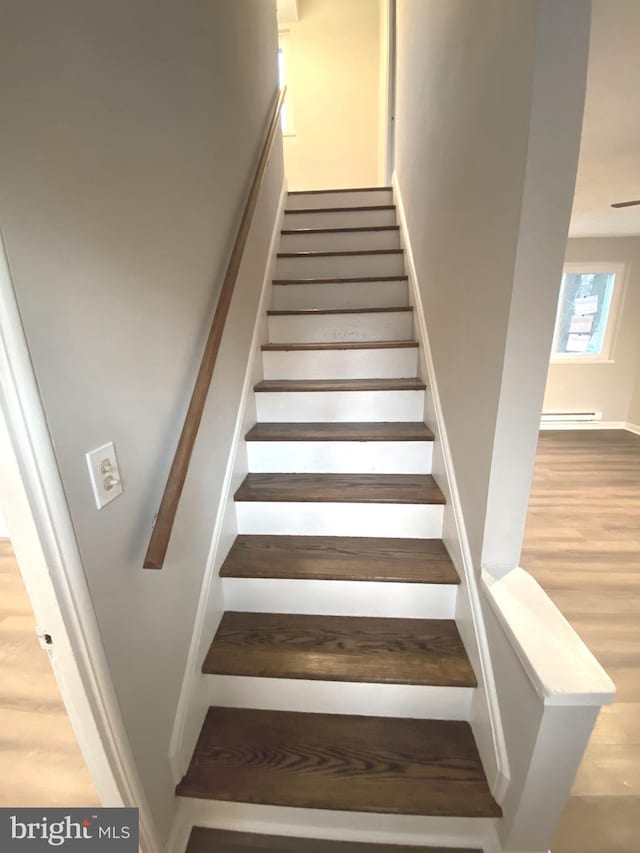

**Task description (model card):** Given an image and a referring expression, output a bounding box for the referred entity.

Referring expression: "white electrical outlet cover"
[85,441,123,509]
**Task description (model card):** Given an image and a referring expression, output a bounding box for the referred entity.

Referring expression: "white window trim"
[550,261,627,365]
[278,31,296,137]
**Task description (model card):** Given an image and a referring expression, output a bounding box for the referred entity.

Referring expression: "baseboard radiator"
[541,410,602,424]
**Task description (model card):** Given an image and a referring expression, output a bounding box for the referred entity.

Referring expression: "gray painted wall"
[394,0,537,568]
[0,0,282,841]
[629,363,640,427]
[394,0,589,576]
[544,236,640,422]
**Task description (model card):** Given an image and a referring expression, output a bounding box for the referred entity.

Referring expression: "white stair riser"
[276,252,404,280]
[203,676,472,720]
[272,280,408,311]
[246,441,433,474]
[178,799,495,850]
[287,189,393,209]
[222,578,455,618]
[279,228,400,253]
[268,311,412,343]
[255,389,425,422]
[262,347,418,380]
[235,501,444,538]
[284,208,397,228]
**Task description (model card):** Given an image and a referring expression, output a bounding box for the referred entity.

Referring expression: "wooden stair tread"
[254,378,426,392]
[281,225,400,235]
[273,275,408,285]
[288,186,392,195]
[203,612,476,687]
[277,249,403,258]
[220,535,459,584]
[186,827,481,853]
[267,306,411,316]
[262,340,417,351]
[284,205,396,214]
[234,474,445,505]
[245,422,434,442]
[176,707,501,818]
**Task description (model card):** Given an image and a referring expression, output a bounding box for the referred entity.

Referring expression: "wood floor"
[0,538,97,806]
[521,429,640,853]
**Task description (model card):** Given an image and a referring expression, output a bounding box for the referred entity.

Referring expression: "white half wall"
[0,0,283,844]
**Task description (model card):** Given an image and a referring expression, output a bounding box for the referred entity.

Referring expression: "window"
[277,34,295,136]
[551,263,625,362]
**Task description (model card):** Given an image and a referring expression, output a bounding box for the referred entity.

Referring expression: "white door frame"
[378,0,396,185]
[0,230,161,853]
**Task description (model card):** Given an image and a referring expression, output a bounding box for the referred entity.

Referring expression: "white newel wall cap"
[482,567,616,707]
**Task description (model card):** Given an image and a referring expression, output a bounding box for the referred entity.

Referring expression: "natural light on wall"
[551,262,625,362]
[278,35,294,136]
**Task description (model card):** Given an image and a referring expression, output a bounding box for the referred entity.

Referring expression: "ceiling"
[569,0,640,237]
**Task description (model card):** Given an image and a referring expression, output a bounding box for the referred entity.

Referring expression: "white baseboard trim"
[539,420,640,436]
[392,171,510,802]
[165,799,192,853]
[167,175,288,784]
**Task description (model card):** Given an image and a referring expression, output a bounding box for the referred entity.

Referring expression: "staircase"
[177,188,501,852]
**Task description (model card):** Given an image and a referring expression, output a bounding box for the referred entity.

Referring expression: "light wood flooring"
[0,538,97,806]
[521,429,640,853]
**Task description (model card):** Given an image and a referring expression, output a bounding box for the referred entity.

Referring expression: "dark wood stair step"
[245,422,434,442]
[254,378,426,393]
[273,274,408,285]
[277,249,403,259]
[281,225,400,236]
[186,827,482,853]
[220,535,459,584]
[267,305,411,315]
[234,474,445,505]
[262,340,417,352]
[284,205,396,215]
[288,186,392,195]
[203,612,476,687]
[176,707,501,818]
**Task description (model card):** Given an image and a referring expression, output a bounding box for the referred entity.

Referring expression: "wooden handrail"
[144,87,286,570]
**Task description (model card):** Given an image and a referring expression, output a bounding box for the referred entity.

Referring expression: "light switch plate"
[85,441,123,509]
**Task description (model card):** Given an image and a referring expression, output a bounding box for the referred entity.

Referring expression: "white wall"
[282,0,380,189]
[629,362,640,428]
[481,1,590,576]
[394,5,592,843]
[544,237,640,422]
[394,0,589,576]
[0,0,283,843]
[394,0,537,569]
